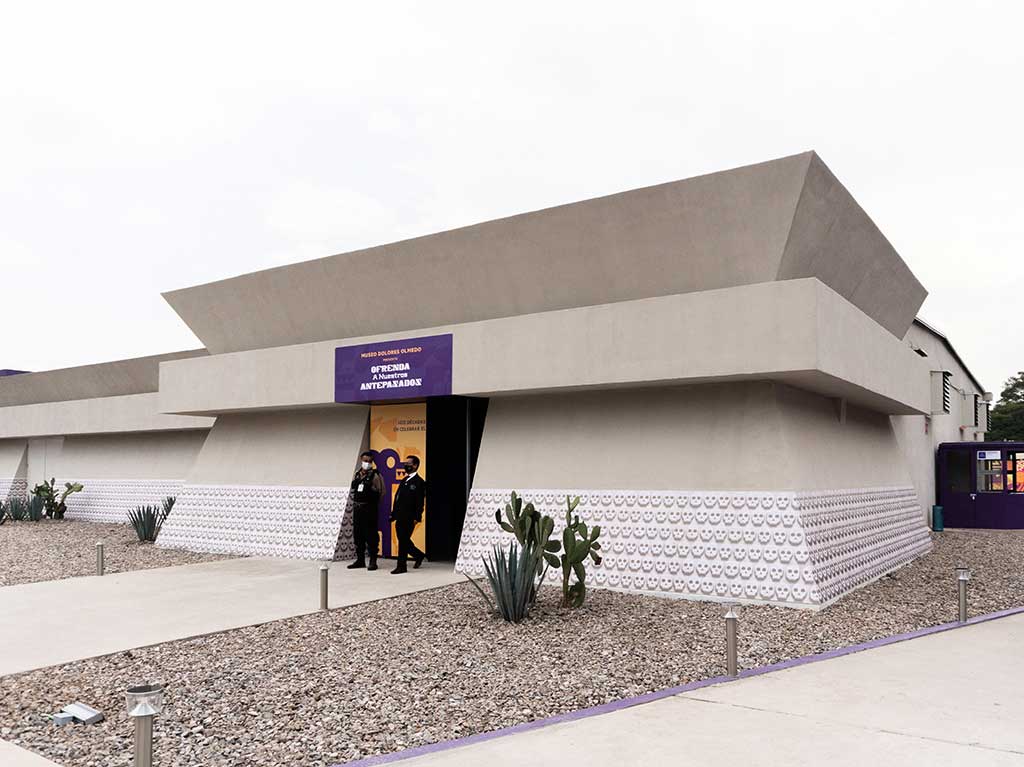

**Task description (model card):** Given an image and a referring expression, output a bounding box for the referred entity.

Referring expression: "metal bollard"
[126,684,163,767]
[724,604,740,677]
[319,565,329,611]
[956,566,971,623]
[96,542,105,576]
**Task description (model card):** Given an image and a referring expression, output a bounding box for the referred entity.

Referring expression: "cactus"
[30,478,83,519]
[558,495,602,608]
[494,492,561,602]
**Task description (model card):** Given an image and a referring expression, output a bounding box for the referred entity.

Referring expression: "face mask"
[361,461,371,470]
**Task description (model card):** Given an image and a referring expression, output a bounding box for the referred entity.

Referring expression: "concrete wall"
[26,438,63,488]
[185,408,369,486]
[0,439,28,499]
[159,279,931,419]
[57,431,208,480]
[891,322,988,509]
[472,381,913,492]
[0,439,27,480]
[459,380,928,610]
[158,407,371,560]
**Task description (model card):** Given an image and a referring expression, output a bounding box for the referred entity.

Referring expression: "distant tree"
[988,371,1024,440]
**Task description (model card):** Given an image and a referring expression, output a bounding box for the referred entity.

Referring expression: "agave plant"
[0,500,6,525]
[4,497,30,522]
[465,541,546,623]
[494,491,560,604]
[128,505,163,542]
[26,495,45,522]
[128,496,176,542]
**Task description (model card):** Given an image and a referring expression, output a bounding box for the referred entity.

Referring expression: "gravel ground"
[1,530,1022,767]
[0,519,231,587]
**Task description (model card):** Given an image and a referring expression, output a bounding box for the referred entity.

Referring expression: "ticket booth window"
[977,454,1005,492]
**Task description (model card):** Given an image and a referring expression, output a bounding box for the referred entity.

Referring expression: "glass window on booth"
[976,450,1004,492]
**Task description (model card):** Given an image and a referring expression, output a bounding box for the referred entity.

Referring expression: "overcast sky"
[1,2,1020,395]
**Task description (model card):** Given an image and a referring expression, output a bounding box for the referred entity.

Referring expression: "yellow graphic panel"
[369,402,426,557]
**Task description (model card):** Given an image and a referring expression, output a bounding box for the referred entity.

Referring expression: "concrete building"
[0,151,989,609]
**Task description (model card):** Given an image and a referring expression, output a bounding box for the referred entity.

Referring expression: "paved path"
[0,558,462,677]
[381,613,1024,767]
[0,738,60,766]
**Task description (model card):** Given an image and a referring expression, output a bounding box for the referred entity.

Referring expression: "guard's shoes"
[390,566,407,575]
[346,560,366,569]
[367,558,378,571]
[413,552,425,569]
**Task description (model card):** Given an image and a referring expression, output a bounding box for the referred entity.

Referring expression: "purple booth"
[937,442,1024,529]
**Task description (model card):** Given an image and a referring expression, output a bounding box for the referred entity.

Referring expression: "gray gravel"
[0,519,231,587]
[1,530,1022,767]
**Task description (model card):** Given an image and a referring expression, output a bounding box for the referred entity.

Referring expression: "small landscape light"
[955,566,971,623]
[320,564,329,611]
[126,683,163,767]
[723,603,740,677]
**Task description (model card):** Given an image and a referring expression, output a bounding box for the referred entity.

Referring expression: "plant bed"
[0,519,232,587]
[1,530,1022,767]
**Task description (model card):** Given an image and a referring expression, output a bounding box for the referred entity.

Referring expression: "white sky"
[1,1,1020,394]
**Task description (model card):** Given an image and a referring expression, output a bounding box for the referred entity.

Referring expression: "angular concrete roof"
[164,151,926,355]
[0,350,207,407]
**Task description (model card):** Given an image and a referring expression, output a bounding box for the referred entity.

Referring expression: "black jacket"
[391,475,426,523]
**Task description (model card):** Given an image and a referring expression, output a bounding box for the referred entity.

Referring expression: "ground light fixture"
[956,565,971,623]
[126,683,163,767]
[723,604,740,676]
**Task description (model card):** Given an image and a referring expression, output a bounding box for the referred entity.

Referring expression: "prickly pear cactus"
[560,495,603,608]
[494,492,562,601]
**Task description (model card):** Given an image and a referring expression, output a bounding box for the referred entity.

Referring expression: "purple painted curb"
[335,604,1024,766]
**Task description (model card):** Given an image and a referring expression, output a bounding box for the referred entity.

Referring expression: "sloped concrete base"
[456,486,931,609]
[158,483,355,560]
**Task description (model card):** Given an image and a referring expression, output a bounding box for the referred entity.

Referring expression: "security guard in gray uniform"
[347,451,385,570]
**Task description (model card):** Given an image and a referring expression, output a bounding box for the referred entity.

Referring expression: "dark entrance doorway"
[425,396,488,561]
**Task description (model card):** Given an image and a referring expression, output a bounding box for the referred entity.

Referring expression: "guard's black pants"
[395,518,424,569]
[351,502,379,561]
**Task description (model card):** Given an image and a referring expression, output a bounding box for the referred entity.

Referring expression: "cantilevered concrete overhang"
[0,351,213,439]
[0,350,207,407]
[158,278,931,418]
[0,393,213,439]
[162,151,926,355]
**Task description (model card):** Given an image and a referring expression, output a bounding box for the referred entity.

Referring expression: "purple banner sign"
[334,334,453,403]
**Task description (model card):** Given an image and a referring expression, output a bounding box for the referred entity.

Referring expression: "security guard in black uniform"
[390,454,426,574]
[347,451,384,570]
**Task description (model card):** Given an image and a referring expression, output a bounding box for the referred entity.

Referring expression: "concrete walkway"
[0,558,462,677]
[0,739,60,766]
[379,613,1024,766]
